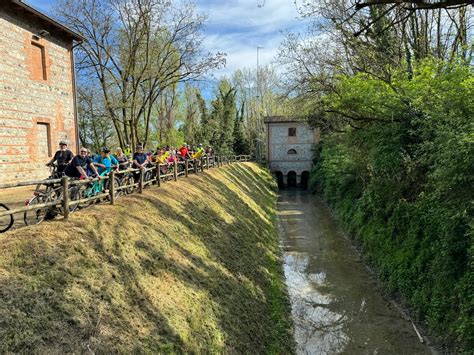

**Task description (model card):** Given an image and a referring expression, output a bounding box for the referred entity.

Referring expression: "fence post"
[200,157,205,172]
[185,159,189,177]
[194,159,198,174]
[62,176,69,220]
[156,164,161,187]
[206,156,210,170]
[139,168,144,194]
[173,160,178,181]
[109,170,116,205]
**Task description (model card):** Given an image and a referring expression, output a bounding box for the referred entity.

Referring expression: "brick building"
[264,116,320,188]
[0,0,82,184]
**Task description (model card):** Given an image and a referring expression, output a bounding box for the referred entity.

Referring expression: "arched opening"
[287,149,297,155]
[287,171,297,187]
[301,171,310,189]
[274,171,284,189]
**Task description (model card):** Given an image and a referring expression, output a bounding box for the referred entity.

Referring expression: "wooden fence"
[0,155,252,231]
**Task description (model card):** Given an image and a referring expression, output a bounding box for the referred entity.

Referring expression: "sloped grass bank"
[0,163,294,353]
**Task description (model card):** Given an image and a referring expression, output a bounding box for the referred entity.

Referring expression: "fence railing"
[0,155,253,232]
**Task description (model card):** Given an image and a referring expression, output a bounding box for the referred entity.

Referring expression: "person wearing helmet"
[123,144,132,159]
[94,147,119,174]
[46,140,74,176]
[179,143,191,160]
[193,143,204,159]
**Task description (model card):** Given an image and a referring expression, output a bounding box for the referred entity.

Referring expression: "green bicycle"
[78,170,120,208]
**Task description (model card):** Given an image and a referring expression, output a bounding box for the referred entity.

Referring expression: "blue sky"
[27,0,306,78]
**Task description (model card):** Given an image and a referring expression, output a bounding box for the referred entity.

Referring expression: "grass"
[0,163,295,353]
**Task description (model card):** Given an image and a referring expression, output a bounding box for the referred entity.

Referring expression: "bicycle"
[143,165,156,187]
[0,203,14,233]
[159,162,174,181]
[77,169,120,208]
[25,164,65,226]
[24,182,81,226]
[116,162,135,195]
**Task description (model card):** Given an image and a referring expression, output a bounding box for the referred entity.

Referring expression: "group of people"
[47,141,214,180]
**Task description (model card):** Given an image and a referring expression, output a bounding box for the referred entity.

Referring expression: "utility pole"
[256,46,264,162]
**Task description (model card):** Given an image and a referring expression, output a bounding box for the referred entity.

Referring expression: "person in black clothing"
[46,141,74,176]
[114,147,129,170]
[65,148,99,179]
[132,145,149,183]
[133,145,149,169]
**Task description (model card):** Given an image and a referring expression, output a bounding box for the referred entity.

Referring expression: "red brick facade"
[0,2,81,183]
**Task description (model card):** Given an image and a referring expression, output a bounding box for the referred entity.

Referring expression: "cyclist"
[65,147,99,179]
[193,143,204,159]
[94,147,119,174]
[124,144,132,159]
[114,147,129,170]
[132,145,149,183]
[46,140,74,176]
[133,145,149,169]
[179,143,191,160]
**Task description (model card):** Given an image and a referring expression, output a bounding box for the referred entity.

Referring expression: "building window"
[37,123,52,158]
[287,149,297,155]
[288,127,296,137]
[31,42,47,80]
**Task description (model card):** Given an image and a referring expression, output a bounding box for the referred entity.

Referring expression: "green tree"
[233,102,249,155]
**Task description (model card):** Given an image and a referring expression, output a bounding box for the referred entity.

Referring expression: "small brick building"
[264,116,320,187]
[0,0,82,184]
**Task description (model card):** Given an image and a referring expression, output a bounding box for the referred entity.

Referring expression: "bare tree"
[55,0,225,150]
[77,86,115,153]
[278,0,472,130]
[354,0,473,10]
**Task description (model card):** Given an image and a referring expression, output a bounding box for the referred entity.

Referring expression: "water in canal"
[278,190,431,354]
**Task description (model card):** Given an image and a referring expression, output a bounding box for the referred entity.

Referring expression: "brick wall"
[0,7,77,184]
[266,121,319,177]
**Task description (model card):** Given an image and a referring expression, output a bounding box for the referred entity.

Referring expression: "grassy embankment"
[0,163,294,353]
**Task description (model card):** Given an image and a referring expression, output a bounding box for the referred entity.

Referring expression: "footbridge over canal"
[264,116,320,188]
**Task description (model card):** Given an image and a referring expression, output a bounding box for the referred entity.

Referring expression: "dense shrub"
[310,59,473,350]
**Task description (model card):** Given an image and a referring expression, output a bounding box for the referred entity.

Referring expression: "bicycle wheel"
[0,203,14,233]
[105,176,121,201]
[123,174,135,194]
[78,185,95,208]
[144,170,154,188]
[61,186,81,213]
[24,195,49,226]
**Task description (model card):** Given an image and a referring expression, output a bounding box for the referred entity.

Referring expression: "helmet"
[59,140,67,146]
[101,147,110,153]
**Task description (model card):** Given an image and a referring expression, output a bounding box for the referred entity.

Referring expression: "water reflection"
[285,252,349,354]
[278,190,431,355]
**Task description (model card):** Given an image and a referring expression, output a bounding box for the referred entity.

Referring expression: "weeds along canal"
[277,189,431,354]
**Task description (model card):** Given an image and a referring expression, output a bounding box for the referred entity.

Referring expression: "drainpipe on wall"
[70,41,81,154]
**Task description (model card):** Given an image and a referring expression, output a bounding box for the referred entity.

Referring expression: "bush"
[311,59,473,350]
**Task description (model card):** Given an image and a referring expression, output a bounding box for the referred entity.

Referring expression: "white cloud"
[28,0,307,78]
[196,0,306,77]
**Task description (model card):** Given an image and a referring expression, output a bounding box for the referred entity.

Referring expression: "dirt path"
[0,186,36,231]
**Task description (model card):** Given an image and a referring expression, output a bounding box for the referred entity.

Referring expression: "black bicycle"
[0,203,14,233]
[24,182,82,226]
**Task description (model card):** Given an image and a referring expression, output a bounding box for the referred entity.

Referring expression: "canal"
[277,190,431,354]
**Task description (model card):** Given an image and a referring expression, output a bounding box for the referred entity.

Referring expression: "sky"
[27,0,306,79]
